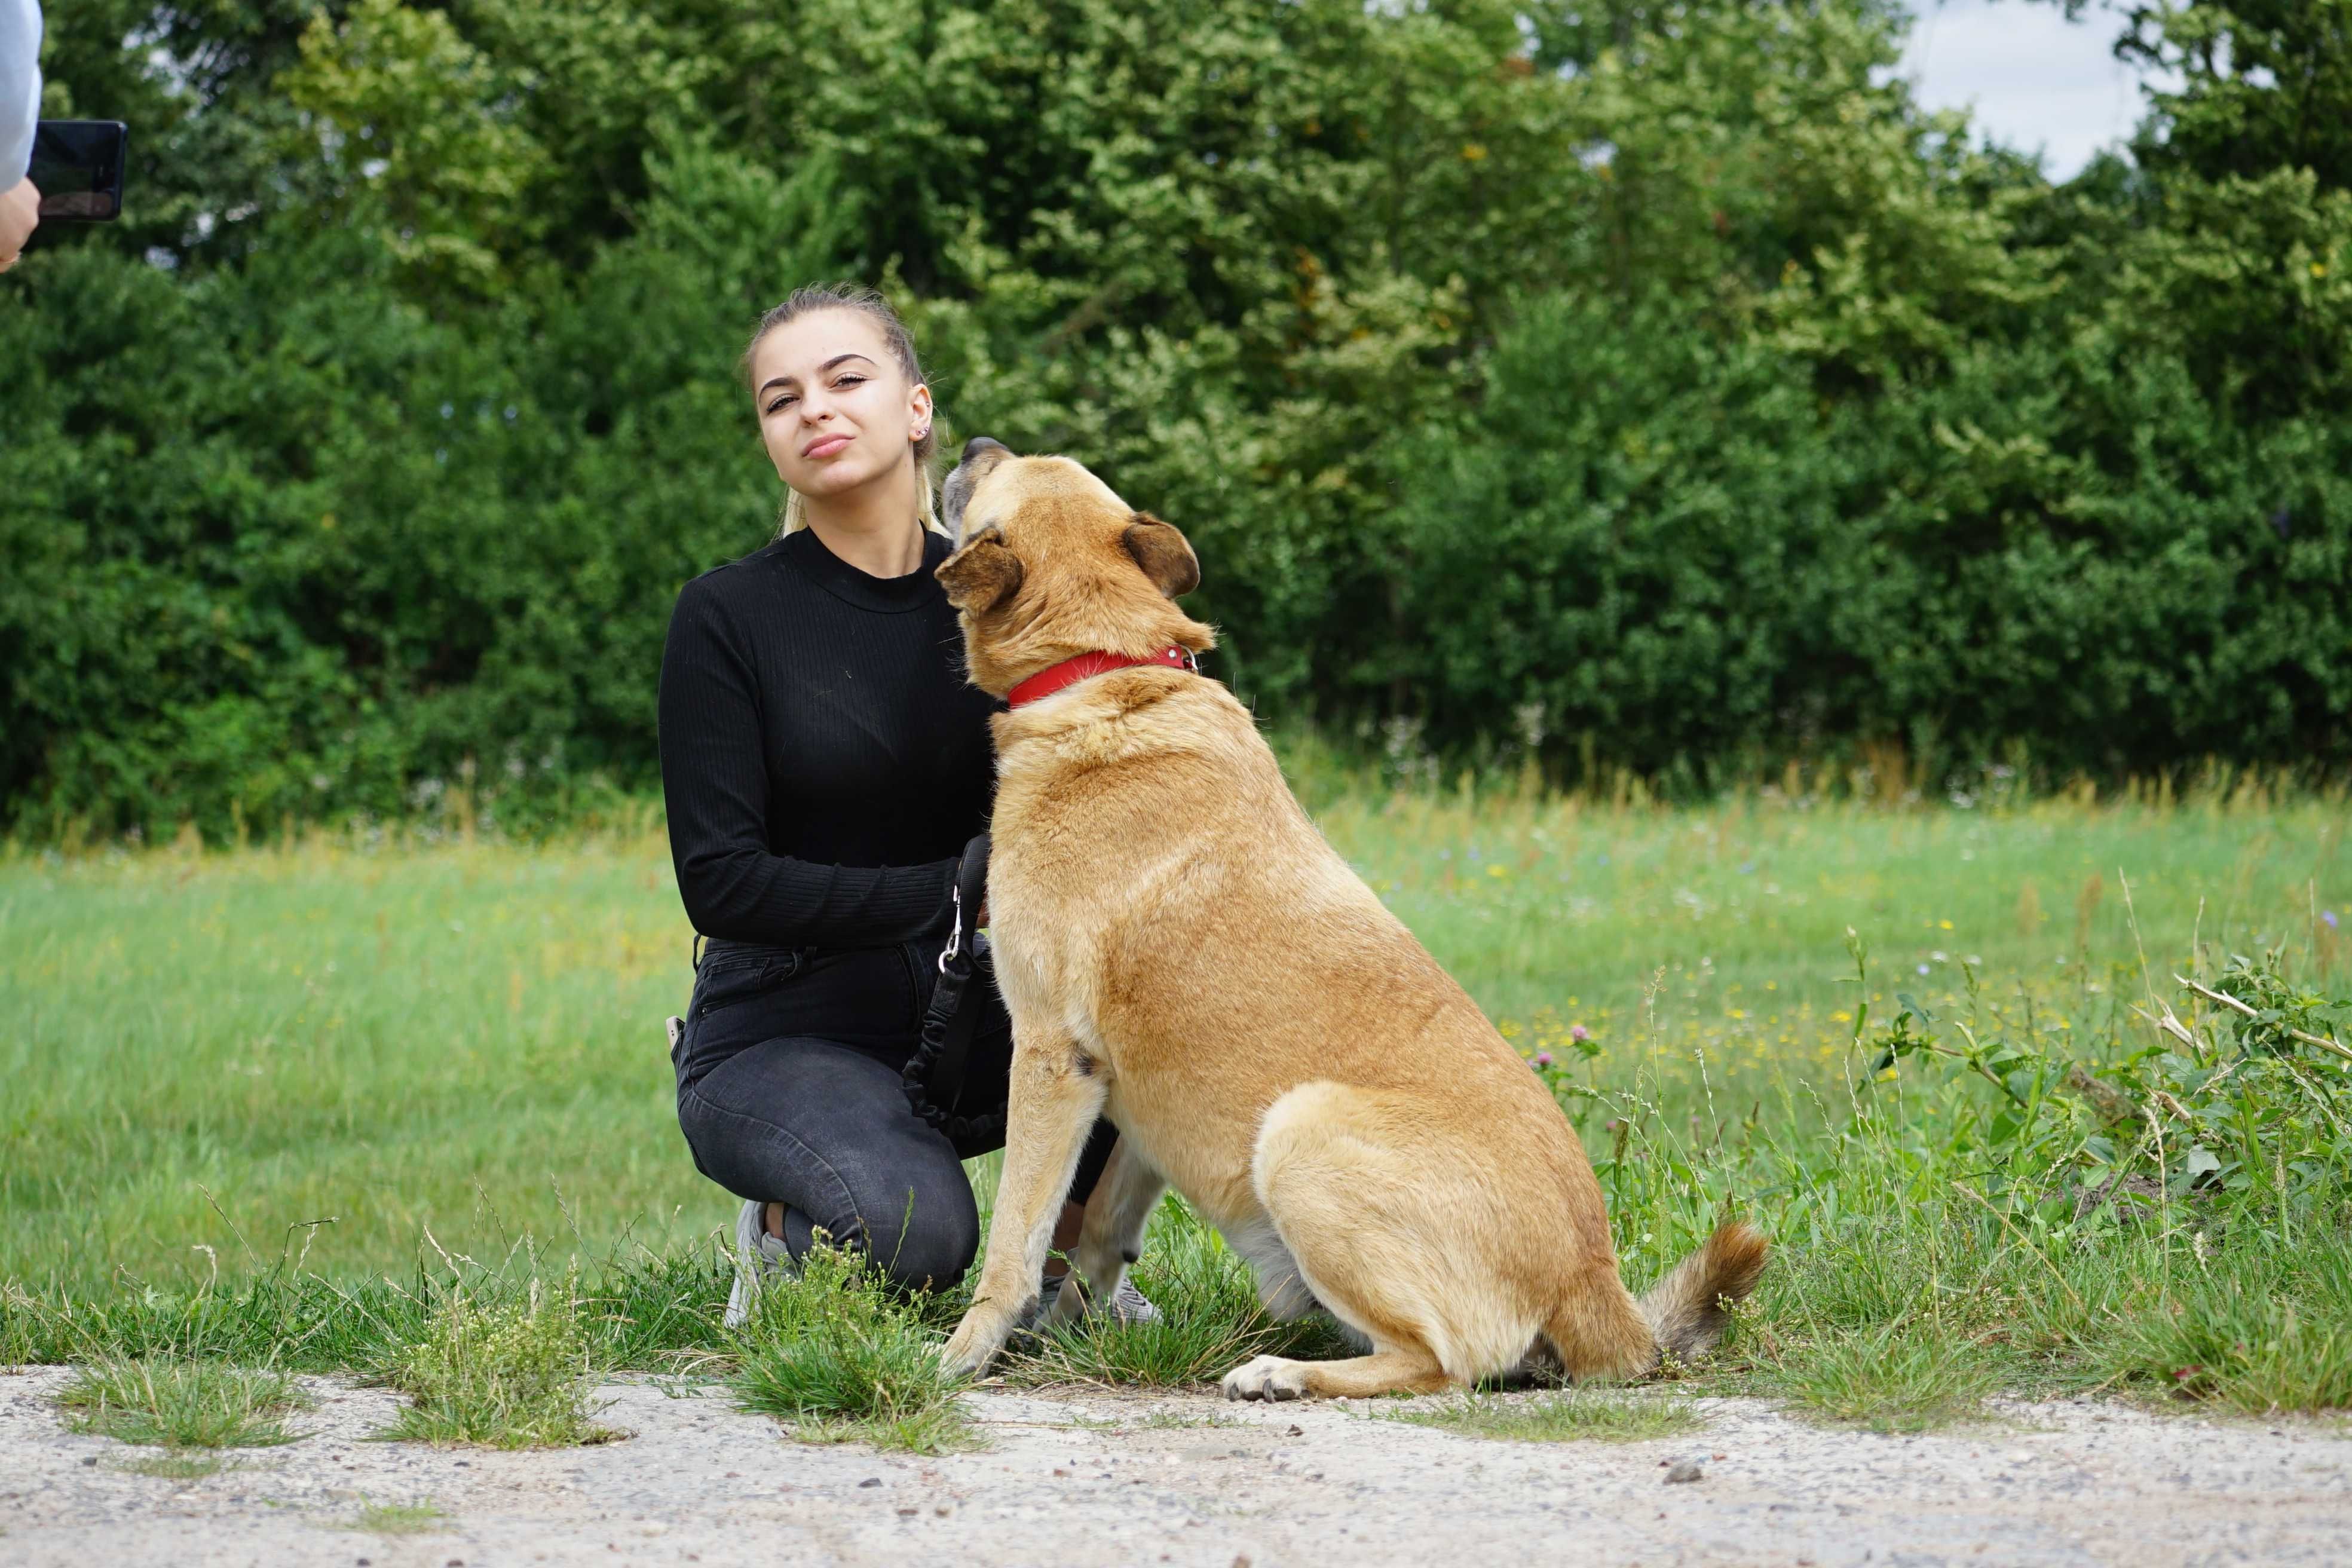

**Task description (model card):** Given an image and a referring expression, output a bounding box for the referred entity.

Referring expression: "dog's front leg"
[939,1030,1108,1379]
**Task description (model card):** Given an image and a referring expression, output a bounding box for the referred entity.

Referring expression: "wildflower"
[1570,1024,1590,1042]
[1916,963,1931,975]
[1533,1052,1553,1068]
[2326,910,2339,930]
[1938,920,1953,930]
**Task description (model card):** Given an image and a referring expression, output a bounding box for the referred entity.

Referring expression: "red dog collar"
[1005,646,1199,709]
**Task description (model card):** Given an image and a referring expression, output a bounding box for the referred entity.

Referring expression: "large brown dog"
[933,439,1765,1399]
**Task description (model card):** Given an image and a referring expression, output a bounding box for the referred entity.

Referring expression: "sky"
[1895,1,2180,179]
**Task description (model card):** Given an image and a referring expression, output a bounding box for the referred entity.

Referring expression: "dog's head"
[935,437,1214,698]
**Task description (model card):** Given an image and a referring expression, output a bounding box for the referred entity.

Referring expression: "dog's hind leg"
[1221,1080,1530,1401]
[1050,1137,1166,1326]
[1223,1346,1449,1401]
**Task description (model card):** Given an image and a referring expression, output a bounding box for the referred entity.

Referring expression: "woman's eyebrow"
[757,352,880,397]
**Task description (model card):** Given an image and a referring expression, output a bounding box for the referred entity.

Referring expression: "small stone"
[896,1507,918,1517]
[1287,1425,1303,1436]
[82,1457,97,1467]
[1664,1460,1704,1484]
[858,1477,882,1489]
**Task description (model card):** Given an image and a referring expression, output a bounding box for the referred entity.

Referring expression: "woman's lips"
[803,433,853,459]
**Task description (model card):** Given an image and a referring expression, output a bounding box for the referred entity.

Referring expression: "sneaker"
[723,1199,791,1328]
[1105,1273,1161,1324]
[1021,1269,1162,1331]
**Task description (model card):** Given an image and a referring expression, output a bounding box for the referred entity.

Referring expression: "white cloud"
[1897,1,2179,179]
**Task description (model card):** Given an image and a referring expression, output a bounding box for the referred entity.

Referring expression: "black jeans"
[672,935,1115,1293]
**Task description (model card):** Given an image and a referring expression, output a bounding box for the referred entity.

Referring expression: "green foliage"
[5,0,2350,834]
[57,1357,311,1448]
[379,1271,620,1447]
[729,1242,978,1453]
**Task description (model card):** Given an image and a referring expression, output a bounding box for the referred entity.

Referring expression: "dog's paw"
[938,1314,1006,1381]
[1221,1355,1310,1402]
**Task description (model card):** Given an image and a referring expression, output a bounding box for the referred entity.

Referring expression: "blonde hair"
[743,284,948,539]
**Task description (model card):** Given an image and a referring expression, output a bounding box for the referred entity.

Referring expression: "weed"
[1760,1327,2001,1432]
[344,1501,452,1535]
[378,1273,618,1448]
[57,1358,310,1448]
[730,1244,977,1454]
[1390,1389,1702,1443]
[2099,1244,2352,1415]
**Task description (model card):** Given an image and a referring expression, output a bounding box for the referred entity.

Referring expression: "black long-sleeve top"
[657,526,997,947]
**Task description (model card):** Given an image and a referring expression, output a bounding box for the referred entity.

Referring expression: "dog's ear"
[943,437,1010,541]
[935,528,1024,615]
[1122,513,1200,599]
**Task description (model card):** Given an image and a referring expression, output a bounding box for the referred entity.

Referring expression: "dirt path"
[3,1365,2347,1567]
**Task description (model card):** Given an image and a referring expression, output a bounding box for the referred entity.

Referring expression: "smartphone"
[30,121,129,221]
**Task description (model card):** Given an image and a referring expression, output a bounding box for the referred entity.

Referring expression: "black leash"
[901,833,1006,1147]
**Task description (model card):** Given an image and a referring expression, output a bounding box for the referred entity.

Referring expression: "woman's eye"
[766,394,797,414]
[832,375,866,390]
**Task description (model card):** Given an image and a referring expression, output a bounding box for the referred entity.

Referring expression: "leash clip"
[940,884,963,973]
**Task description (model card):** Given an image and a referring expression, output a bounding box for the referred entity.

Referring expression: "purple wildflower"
[1570,1024,1591,1042]
[1533,1051,1553,1068]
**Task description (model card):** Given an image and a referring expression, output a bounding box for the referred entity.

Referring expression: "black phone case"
[31,121,129,222]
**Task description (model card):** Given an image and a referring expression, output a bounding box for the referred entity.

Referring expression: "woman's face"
[749,307,933,502]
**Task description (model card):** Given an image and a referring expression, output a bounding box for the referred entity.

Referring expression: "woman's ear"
[936,529,1024,614]
[1122,513,1200,598]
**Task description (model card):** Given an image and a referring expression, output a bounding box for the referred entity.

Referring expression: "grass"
[1754,1325,2003,1432]
[3,770,2348,1429]
[376,1273,620,1448]
[1389,1388,1702,1443]
[57,1357,310,1448]
[344,1501,453,1535]
[728,1244,978,1453]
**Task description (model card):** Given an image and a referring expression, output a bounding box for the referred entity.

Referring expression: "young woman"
[657,284,1155,1326]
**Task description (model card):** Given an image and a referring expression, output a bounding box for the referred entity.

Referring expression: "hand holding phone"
[30,120,127,220]
[0,174,36,269]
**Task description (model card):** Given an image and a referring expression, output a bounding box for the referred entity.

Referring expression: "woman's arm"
[658,578,955,947]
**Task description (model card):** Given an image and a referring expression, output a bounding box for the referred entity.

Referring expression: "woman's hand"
[0,177,39,271]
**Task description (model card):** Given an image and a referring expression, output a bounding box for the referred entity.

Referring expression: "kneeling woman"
[659,284,1155,1325]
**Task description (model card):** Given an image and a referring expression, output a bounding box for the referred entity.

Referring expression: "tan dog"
[932,440,1765,1399]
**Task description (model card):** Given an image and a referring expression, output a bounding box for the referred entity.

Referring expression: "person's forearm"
[673,845,954,948]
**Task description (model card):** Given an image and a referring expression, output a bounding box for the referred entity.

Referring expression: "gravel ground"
[2,1364,2347,1567]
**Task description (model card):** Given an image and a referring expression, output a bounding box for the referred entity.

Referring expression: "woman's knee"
[862,1184,979,1293]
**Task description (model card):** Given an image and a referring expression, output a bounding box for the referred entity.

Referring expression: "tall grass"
[3,773,2346,1419]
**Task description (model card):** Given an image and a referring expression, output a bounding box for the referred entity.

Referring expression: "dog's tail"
[1637,1220,1769,1361]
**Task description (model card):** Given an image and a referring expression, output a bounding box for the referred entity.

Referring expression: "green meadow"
[4,768,2348,1431]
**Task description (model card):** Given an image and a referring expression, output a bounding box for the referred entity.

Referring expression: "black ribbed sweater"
[657,526,997,947]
